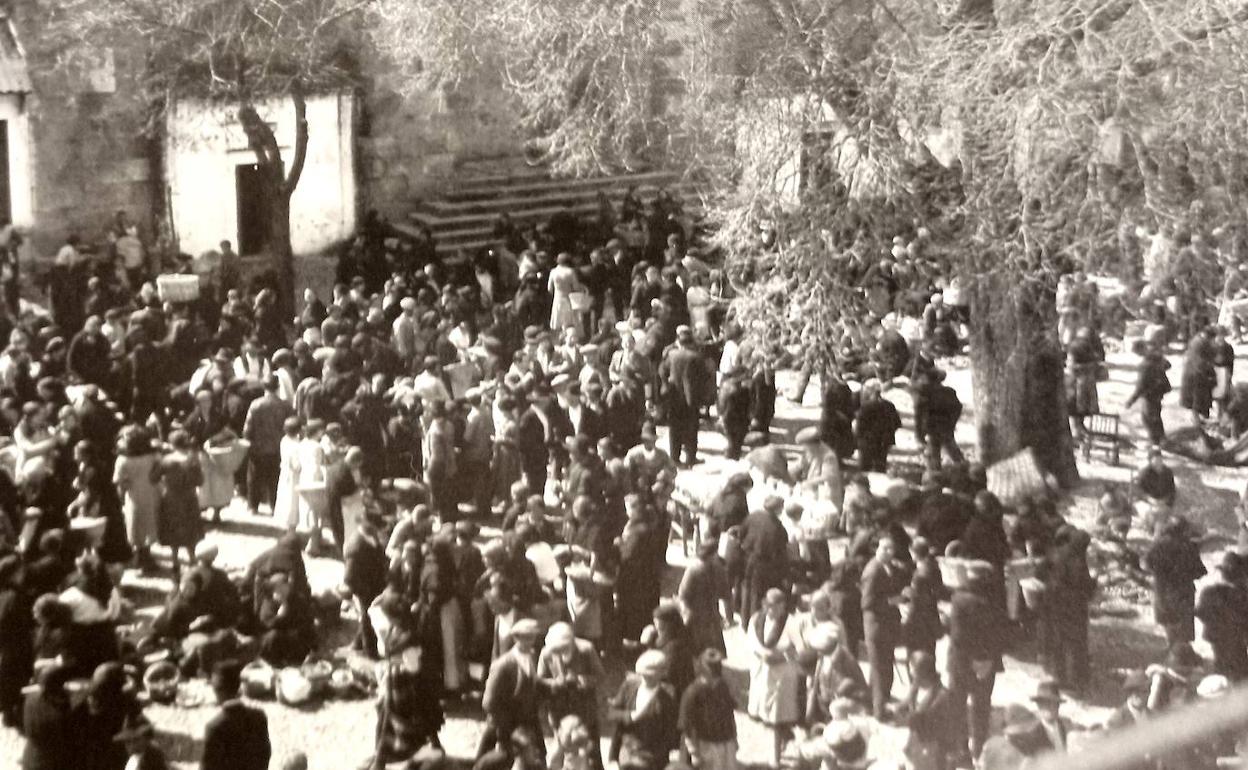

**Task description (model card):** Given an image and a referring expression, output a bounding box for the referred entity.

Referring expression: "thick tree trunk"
[237,83,309,318]
[967,273,1080,488]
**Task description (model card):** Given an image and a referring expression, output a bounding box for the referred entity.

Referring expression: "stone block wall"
[356,68,527,220]
[13,0,158,259]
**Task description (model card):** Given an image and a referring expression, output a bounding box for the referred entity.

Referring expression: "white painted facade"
[0,93,34,229]
[165,92,356,257]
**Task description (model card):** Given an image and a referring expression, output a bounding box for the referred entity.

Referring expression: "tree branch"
[284,79,310,195]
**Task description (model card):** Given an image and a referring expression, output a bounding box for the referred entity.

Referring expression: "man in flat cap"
[202,659,271,770]
[481,618,544,762]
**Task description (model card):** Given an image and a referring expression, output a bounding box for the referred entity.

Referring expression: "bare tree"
[379,0,1248,481]
[42,0,371,312]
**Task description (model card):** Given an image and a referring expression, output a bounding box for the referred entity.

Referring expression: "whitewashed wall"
[166,92,356,257]
[0,94,34,230]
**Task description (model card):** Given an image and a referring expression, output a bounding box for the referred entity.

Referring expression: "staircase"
[397,166,704,258]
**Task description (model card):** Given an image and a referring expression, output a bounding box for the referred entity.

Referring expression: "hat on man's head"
[640,423,658,440]
[676,325,693,342]
[510,618,541,640]
[635,649,668,676]
[1031,679,1063,705]
[455,520,479,538]
[795,426,821,445]
[194,542,219,563]
[523,325,543,343]
[544,622,575,650]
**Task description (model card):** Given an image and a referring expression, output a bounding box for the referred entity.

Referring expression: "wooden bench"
[1083,412,1122,465]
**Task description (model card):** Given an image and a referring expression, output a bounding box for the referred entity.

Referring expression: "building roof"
[0,17,30,94]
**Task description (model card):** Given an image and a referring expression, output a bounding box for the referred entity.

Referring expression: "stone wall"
[356,68,527,221]
[13,0,157,260]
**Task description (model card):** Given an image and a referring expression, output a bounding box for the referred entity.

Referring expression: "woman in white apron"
[296,419,328,553]
[747,588,805,769]
[274,417,301,530]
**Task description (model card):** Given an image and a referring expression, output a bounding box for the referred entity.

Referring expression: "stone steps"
[404,168,704,257]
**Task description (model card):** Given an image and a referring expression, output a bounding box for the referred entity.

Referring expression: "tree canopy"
[375,0,1248,477]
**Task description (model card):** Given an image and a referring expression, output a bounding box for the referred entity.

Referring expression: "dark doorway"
[0,122,12,224]
[235,162,273,256]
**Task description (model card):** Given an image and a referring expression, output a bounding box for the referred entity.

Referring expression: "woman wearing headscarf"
[152,430,204,579]
[746,588,805,768]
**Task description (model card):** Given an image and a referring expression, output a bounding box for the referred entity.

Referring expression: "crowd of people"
[0,187,1244,770]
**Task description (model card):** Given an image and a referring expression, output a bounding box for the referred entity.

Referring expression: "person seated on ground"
[241,531,310,628]
[254,572,316,666]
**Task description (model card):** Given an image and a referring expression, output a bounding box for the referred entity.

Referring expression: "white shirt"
[633,680,659,719]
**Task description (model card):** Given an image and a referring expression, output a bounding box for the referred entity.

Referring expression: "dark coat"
[861,557,907,642]
[21,691,73,770]
[659,347,712,413]
[344,531,388,599]
[201,701,271,770]
[1144,533,1206,628]
[609,676,680,764]
[903,556,946,651]
[482,647,541,738]
[947,584,1005,688]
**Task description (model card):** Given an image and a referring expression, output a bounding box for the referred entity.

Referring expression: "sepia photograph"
[0,0,1246,767]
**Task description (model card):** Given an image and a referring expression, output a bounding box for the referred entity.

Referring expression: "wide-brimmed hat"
[1031,680,1063,705]
[795,426,821,444]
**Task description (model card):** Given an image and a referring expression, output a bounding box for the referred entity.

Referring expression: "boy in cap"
[679,648,738,770]
[202,659,271,770]
[481,618,544,762]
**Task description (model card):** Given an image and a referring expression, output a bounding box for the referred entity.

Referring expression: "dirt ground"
[0,287,1241,768]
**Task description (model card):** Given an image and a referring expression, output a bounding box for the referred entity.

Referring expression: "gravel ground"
[1,337,1243,770]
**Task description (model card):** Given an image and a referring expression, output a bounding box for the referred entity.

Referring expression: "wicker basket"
[569,291,592,312]
[156,274,200,303]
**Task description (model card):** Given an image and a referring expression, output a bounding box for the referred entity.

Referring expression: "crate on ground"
[156,273,200,303]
